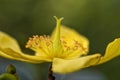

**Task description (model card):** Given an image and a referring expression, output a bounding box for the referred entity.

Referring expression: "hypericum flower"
[0,16,120,74]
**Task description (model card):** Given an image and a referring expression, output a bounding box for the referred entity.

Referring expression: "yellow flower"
[0,16,120,74]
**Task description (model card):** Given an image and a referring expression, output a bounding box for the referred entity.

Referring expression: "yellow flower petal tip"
[99,38,120,64]
[0,31,21,52]
[0,17,120,74]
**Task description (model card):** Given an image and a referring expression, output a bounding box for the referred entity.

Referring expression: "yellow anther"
[26,35,52,50]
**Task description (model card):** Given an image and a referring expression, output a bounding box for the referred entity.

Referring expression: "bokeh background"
[0,0,120,80]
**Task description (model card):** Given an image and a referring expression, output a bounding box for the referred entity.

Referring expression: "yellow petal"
[60,26,89,54]
[0,47,52,63]
[99,38,120,64]
[0,31,21,52]
[0,50,39,63]
[52,54,101,74]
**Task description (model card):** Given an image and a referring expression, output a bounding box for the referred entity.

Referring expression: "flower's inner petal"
[62,48,85,59]
[0,31,21,52]
[52,54,101,74]
[99,38,120,64]
[60,26,89,54]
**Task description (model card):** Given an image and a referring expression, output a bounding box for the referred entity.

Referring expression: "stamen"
[60,39,87,52]
[26,35,40,48]
[26,35,52,50]
[73,40,87,52]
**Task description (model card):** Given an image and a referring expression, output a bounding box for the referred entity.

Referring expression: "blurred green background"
[0,0,120,80]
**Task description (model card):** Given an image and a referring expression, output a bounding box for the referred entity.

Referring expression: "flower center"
[25,34,87,60]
